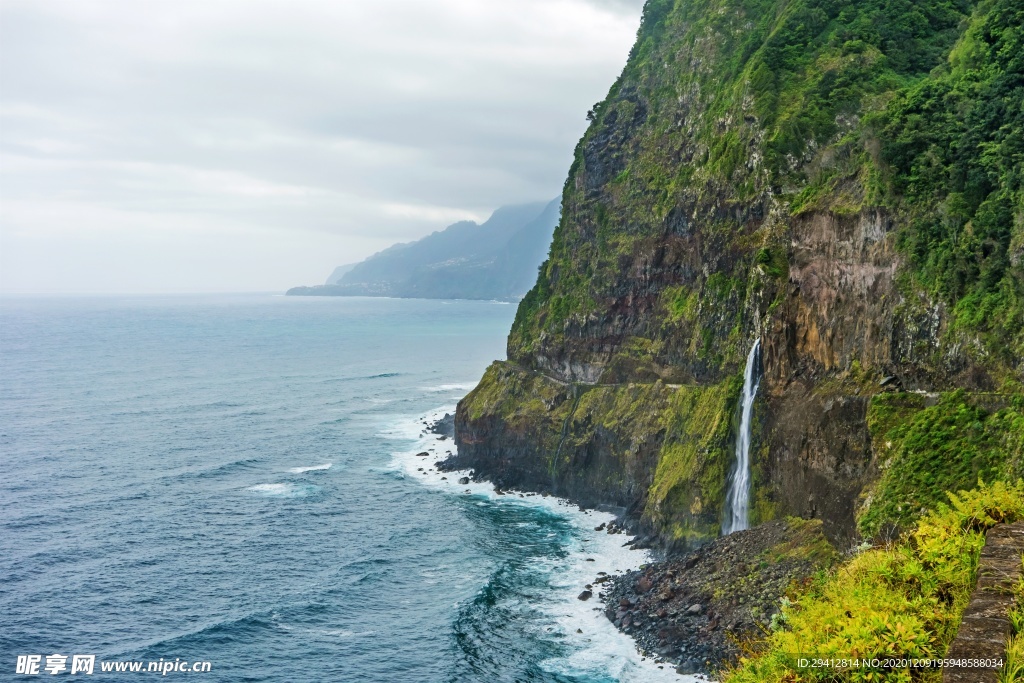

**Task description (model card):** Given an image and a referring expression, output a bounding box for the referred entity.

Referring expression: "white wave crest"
[288,463,332,474]
[382,407,707,682]
[247,483,319,498]
[420,383,475,393]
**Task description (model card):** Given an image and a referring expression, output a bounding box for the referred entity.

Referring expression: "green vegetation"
[726,480,1024,683]
[646,377,741,539]
[490,0,1022,573]
[860,391,1024,538]
[1004,577,1024,682]
[462,362,566,425]
[883,0,1024,364]
[461,15,1024,682]
[508,0,1021,383]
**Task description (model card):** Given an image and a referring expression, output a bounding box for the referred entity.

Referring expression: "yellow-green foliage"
[725,480,1024,683]
[1003,576,1024,683]
[462,362,568,432]
[646,376,741,539]
[568,380,674,449]
[662,285,699,324]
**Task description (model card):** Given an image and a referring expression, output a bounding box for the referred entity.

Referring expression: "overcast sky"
[0,0,644,293]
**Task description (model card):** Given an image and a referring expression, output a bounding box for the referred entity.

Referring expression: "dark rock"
[428,413,455,438]
[676,659,700,675]
[458,477,470,485]
[578,590,593,601]
[599,519,836,675]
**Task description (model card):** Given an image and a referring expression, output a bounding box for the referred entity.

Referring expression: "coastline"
[424,398,839,678]
[383,404,708,682]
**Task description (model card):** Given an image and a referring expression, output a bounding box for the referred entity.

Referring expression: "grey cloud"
[583,0,648,13]
[0,0,642,292]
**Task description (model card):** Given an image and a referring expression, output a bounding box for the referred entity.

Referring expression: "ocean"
[0,294,696,682]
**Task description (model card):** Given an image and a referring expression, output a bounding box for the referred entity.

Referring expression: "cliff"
[448,0,1023,550]
[287,199,559,301]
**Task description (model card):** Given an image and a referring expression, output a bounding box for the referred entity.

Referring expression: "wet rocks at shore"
[598,518,837,675]
[428,412,455,438]
[427,413,835,677]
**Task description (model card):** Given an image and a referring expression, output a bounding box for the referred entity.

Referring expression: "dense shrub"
[726,480,1024,683]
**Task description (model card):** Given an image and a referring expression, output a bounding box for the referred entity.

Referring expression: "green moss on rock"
[646,376,743,540]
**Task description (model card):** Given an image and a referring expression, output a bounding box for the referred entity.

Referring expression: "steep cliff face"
[450,0,1024,548]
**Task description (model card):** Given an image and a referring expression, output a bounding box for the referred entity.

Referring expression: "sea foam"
[247,483,320,498]
[382,405,706,682]
[419,382,476,393]
[288,463,332,474]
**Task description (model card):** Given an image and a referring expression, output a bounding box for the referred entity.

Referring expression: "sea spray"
[723,339,762,535]
[384,406,706,683]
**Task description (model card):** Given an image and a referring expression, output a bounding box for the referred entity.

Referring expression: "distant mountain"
[324,263,357,285]
[287,199,559,301]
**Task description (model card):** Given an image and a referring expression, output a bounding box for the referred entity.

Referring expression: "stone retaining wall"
[943,521,1024,683]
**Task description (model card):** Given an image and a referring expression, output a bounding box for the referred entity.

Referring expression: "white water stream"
[723,339,762,535]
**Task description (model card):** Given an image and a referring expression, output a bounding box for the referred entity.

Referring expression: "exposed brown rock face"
[764,210,897,385]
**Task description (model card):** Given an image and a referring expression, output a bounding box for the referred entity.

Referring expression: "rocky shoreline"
[431,411,839,678]
[593,518,838,676]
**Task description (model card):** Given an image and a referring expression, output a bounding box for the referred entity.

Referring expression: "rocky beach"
[432,409,839,678]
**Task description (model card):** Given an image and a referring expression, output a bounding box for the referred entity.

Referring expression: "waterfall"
[723,339,762,535]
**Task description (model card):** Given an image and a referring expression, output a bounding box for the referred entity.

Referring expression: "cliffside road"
[944,521,1024,683]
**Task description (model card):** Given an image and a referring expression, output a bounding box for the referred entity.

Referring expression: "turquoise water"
[0,294,688,682]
